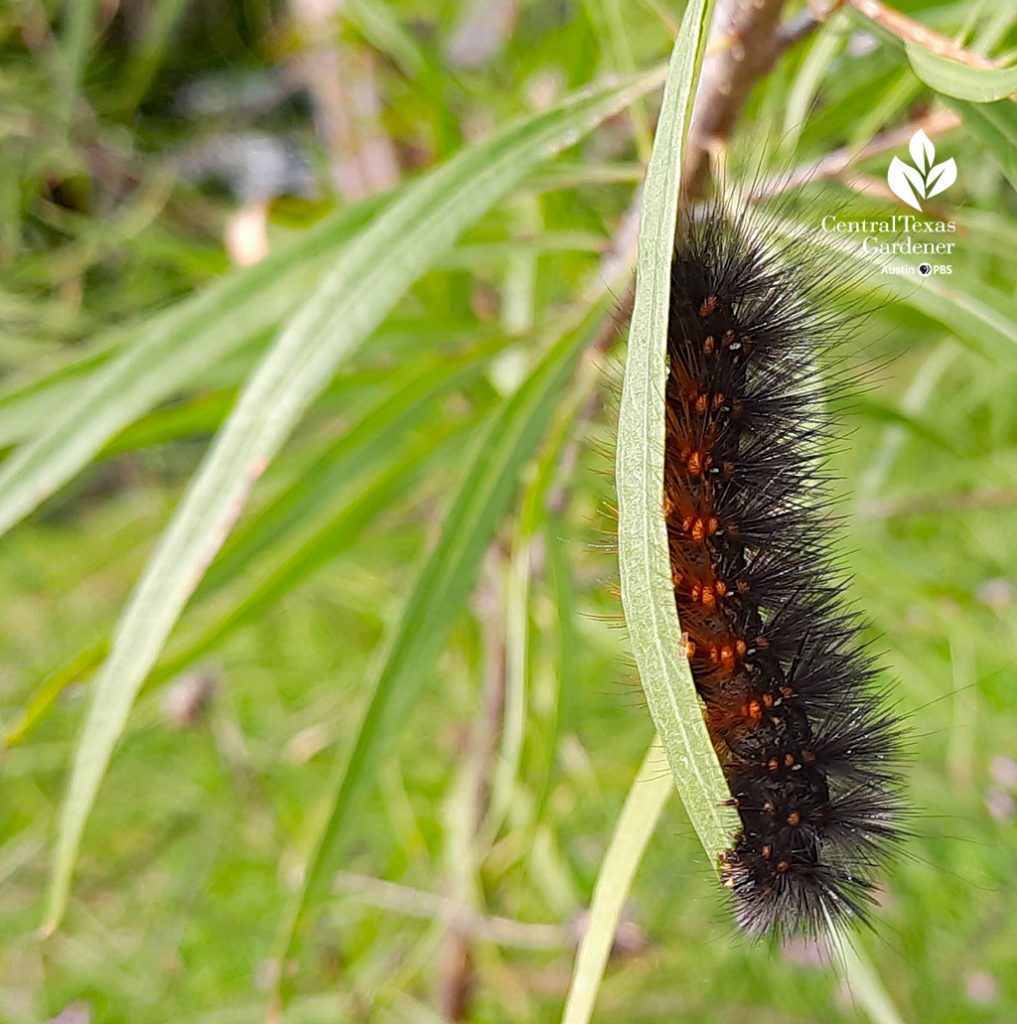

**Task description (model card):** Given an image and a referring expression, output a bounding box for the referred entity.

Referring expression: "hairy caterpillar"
[662,195,905,938]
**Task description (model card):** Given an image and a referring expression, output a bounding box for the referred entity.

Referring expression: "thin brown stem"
[776,9,823,52]
[683,0,790,199]
[434,553,508,1020]
[750,108,962,200]
[846,0,1001,69]
[289,0,400,200]
[334,872,574,950]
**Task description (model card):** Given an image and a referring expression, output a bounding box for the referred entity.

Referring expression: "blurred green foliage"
[0,1,1016,1022]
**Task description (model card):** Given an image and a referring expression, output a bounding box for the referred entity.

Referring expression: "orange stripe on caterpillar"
[653,194,905,939]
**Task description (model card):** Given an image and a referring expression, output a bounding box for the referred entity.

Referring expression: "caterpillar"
[663,196,905,939]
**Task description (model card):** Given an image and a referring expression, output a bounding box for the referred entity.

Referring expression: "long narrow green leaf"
[781,16,848,153]
[949,96,1017,190]
[58,0,98,121]
[615,0,740,866]
[907,43,1017,103]
[561,742,671,1024]
[0,195,386,536]
[828,929,906,1024]
[271,286,626,1008]
[45,68,664,934]
[198,341,505,593]
[7,344,500,751]
[154,422,478,686]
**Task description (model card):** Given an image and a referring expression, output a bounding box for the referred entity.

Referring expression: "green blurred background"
[1,1,1015,1021]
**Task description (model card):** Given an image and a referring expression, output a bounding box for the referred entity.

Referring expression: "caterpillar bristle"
[663,196,905,940]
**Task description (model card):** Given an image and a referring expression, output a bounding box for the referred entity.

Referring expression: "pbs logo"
[916,262,952,277]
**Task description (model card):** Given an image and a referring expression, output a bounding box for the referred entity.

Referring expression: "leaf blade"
[270,290,625,1006]
[44,68,664,934]
[949,96,1017,190]
[561,742,672,1024]
[0,195,386,537]
[907,43,1017,103]
[615,0,740,868]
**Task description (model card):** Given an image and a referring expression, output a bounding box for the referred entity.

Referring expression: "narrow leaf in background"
[44,68,665,934]
[949,96,1017,190]
[0,194,386,537]
[270,284,628,1007]
[906,43,1017,103]
[561,743,672,1024]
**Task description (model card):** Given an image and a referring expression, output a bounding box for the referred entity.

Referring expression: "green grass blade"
[540,517,578,816]
[907,43,1017,103]
[615,0,740,865]
[561,741,671,1024]
[270,290,623,1008]
[44,69,664,934]
[0,345,117,448]
[2,642,108,750]
[346,0,429,79]
[781,16,848,153]
[99,389,239,455]
[58,0,99,122]
[0,195,386,537]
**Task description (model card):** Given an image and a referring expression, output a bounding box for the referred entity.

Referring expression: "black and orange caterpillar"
[662,201,905,937]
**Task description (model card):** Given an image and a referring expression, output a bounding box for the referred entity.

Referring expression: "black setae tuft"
[663,201,905,939]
